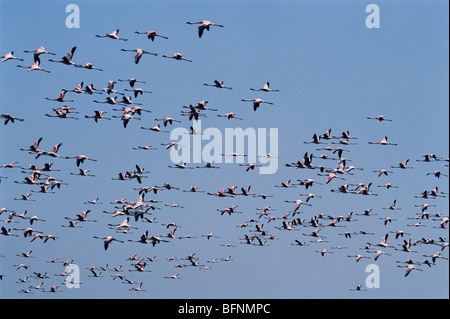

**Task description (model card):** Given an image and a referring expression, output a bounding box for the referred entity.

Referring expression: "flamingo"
[390,230,411,239]
[250,82,279,92]
[298,193,322,202]
[133,145,156,151]
[383,199,401,211]
[398,265,423,277]
[96,29,128,41]
[368,136,397,146]
[75,62,103,71]
[391,159,413,169]
[417,154,440,162]
[297,178,322,189]
[196,162,219,169]
[1,51,24,62]
[118,78,146,88]
[241,98,273,111]
[369,250,392,261]
[124,88,152,98]
[48,46,77,66]
[45,90,73,102]
[45,109,78,120]
[304,134,322,144]
[140,124,169,133]
[102,80,123,95]
[65,155,97,167]
[377,183,398,189]
[118,96,142,106]
[13,227,42,238]
[414,203,436,212]
[154,117,181,127]
[17,57,51,73]
[186,20,224,38]
[85,111,111,122]
[135,30,168,41]
[1,114,25,125]
[285,199,312,211]
[93,235,124,250]
[217,112,243,120]
[180,106,206,121]
[191,100,218,111]
[130,282,145,291]
[239,163,262,171]
[112,113,140,128]
[121,49,157,64]
[347,254,370,262]
[368,234,391,249]
[203,80,232,90]
[373,169,393,177]
[427,171,448,178]
[162,52,193,62]
[23,46,56,61]
[317,249,333,257]
[317,172,344,184]
[349,285,366,292]
[355,183,377,196]
[168,163,193,169]
[367,115,392,122]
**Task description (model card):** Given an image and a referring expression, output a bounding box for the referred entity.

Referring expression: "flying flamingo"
[250,82,279,92]
[217,112,243,120]
[65,155,97,167]
[203,80,232,90]
[1,51,24,62]
[45,90,73,102]
[48,46,77,66]
[70,169,95,177]
[93,235,124,250]
[186,20,224,38]
[367,115,392,122]
[75,62,103,71]
[85,111,111,122]
[427,171,448,178]
[162,52,193,62]
[118,78,146,88]
[140,124,169,133]
[347,254,371,262]
[239,163,262,171]
[154,117,181,127]
[135,30,168,41]
[241,98,273,111]
[168,163,193,169]
[17,57,50,73]
[1,114,24,125]
[95,29,128,41]
[368,136,397,146]
[112,113,140,128]
[124,88,152,98]
[397,265,423,277]
[373,169,393,177]
[23,46,56,61]
[391,159,413,169]
[383,199,401,211]
[121,49,157,64]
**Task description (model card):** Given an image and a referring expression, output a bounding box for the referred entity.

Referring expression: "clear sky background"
[0,0,448,299]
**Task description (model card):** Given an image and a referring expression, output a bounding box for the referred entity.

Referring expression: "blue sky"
[0,0,448,299]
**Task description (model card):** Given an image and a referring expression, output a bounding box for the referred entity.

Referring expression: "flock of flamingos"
[0,20,449,296]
